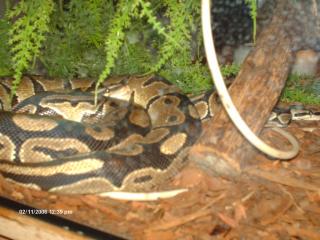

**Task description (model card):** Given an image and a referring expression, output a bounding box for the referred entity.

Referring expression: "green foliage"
[138,0,168,38]
[95,0,182,92]
[95,0,136,92]
[112,26,154,75]
[5,0,310,105]
[220,64,240,78]
[245,0,257,44]
[3,0,249,97]
[153,0,213,93]
[0,19,11,76]
[67,0,105,48]
[93,0,211,95]
[2,0,215,96]
[7,0,54,96]
[281,74,320,104]
[41,0,113,79]
[149,0,188,73]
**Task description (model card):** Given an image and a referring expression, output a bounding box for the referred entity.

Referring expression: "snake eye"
[109,101,119,108]
[164,98,173,105]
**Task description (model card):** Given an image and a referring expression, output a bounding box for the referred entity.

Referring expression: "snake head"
[102,76,132,102]
[104,84,132,102]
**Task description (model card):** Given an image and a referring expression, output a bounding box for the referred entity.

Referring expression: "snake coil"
[0,2,317,201]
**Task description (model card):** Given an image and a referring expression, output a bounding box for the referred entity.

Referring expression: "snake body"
[0,75,318,194]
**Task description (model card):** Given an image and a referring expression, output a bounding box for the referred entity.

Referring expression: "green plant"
[221,64,240,78]
[281,74,320,104]
[154,0,212,93]
[2,0,263,98]
[95,0,183,94]
[40,0,114,79]
[95,0,137,93]
[0,19,11,76]
[7,0,54,96]
[245,0,257,44]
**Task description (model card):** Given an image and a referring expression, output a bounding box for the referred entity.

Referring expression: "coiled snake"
[0,75,319,197]
[0,1,318,200]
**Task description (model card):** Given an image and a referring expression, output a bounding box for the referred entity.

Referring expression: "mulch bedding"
[0,104,319,240]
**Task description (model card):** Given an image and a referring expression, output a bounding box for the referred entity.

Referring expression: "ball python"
[0,75,204,195]
[0,75,318,198]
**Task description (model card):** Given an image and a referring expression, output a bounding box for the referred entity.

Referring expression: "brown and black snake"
[0,75,319,196]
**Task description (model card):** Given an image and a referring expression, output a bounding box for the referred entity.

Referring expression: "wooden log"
[189,0,313,176]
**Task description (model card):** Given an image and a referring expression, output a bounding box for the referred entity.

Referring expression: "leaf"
[8,0,54,96]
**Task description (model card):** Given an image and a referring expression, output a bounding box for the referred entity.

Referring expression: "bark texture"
[189,0,314,176]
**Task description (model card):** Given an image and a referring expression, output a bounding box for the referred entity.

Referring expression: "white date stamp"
[18,209,73,215]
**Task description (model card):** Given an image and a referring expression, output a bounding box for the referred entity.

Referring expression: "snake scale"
[0,75,319,195]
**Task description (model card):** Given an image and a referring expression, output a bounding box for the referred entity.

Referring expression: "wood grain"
[189,0,307,175]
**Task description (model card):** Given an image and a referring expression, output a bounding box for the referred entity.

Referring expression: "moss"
[281,74,320,104]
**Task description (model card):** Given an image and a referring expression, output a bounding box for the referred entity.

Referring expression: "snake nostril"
[93,126,101,132]
[168,115,177,122]
[164,98,173,105]
[109,101,119,108]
